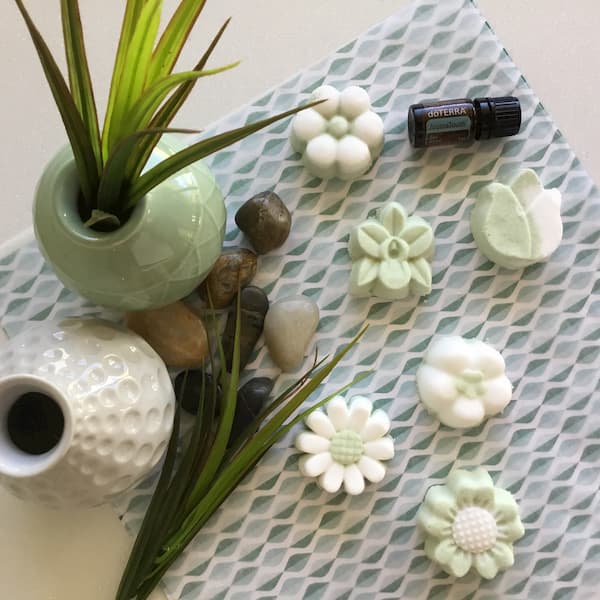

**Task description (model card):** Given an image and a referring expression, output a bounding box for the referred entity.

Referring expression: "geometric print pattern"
[1,1,599,598]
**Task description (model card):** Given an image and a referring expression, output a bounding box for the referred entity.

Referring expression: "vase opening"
[77,192,135,233]
[0,376,72,478]
[7,392,65,455]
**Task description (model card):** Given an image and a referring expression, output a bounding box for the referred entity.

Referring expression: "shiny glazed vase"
[0,318,175,509]
[34,137,226,311]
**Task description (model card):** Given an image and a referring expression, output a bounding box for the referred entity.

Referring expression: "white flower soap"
[290,85,384,180]
[348,201,434,299]
[416,336,512,428]
[470,169,563,269]
[417,468,524,579]
[295,395,394,495]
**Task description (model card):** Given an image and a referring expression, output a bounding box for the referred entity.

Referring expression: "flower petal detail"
[473,551,499,579]
[326,395,349,430]
[295,432,330,454]
[357,455,386,483]
[360,409,391,441]
[350,226,382,259]
[402,216,434,257]
[363,436,394,461]
[350,257,379,294]
[343,463,365,495]
[347,395,373,432]
[305,410,336,439]
[379,202,406,237]
[299,452,333,477]
[409,257,433,296]
[422,484,458,521]
[417,505,453,539]
[291,108,327,146]
[447,467,495,508]
[432,537,457,565]
[446,396,486,430]
[480,376,512,416]
[448,549,473,578]
[319,462,344,493]
[489,541,516,569]
[378,259,411,292]
[357,221,390,246]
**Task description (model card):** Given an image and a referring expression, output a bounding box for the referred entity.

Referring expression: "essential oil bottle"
[407,96,521,148]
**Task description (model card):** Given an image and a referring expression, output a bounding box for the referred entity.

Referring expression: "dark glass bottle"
[407,96,521,148]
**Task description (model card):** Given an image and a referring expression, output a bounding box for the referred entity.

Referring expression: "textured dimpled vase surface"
[34,136,226,311]
[0,318,174,508]
[1,0,600,597]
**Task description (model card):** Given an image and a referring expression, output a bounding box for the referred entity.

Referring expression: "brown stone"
[198,248,258,308]
[125,301,209,368]
[234,191,291,254]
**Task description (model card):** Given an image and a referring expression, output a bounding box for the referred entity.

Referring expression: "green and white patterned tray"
[2,0,600,598]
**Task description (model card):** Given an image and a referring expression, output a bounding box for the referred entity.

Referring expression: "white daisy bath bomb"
[417,467,525,579]
[290,85,384,181]
[471,169,563,269]
[416,336,512,429]
[295,395,394,495]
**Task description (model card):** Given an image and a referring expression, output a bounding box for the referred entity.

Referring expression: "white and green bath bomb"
[470,169,562,269]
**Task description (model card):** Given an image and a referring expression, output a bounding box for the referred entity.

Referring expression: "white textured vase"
[0,318,175,508]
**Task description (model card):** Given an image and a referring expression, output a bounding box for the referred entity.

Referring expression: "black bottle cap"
[474,96,521,140]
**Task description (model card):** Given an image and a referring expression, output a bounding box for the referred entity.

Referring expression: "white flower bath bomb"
[470,169,563,269]
[416,336,512,428]
[290,85,384,181]
[295,395,394,495]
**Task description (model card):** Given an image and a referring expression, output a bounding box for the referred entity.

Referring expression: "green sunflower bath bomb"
[470,169,562,269]
[417,467,524,579]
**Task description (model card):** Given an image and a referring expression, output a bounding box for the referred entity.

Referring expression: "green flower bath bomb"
[417,467,524,579]
[470,169,562,269]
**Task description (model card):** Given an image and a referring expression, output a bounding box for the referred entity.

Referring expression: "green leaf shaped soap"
[470,169,562,269]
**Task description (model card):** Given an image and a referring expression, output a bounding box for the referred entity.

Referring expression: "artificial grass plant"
[15,0,316,229]
[115,297,368,599]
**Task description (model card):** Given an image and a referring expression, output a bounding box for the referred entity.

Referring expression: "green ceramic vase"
[33,137,226,311]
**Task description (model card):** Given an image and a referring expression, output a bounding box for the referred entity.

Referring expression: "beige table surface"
[0,1,598,599]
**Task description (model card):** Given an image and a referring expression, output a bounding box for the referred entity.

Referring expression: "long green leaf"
[127,100,324,207]
[126,18,232,183]
[14,0,98,212]
[60,0,102,175]
[105,0,163,157]
[97,127,199,214]
[147,0,207,84]
[124,64,238,137]
[102,0,145,161]
[115,402,181,600]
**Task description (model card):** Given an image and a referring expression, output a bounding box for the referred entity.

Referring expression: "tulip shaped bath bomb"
[416,336,512,428]
[417,468,524,579]
[470,169,563,269]
[290,85,384,180]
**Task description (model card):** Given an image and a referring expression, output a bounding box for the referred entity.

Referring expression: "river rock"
[235,191,291,254]
[229,377,274,444]
[263,296,320,372]
[222,286,269,371]
[199,248,258,308]
[174,370,221,415]
[125,301,209,368]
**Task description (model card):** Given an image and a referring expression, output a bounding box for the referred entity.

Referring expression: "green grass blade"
[125,18,232,183]
[14,0,98,212]
[102,0,145,161]
[147,0,207,83]
[127,100,324,206]
[124,63,239,137]
[97,127,199,215]
[104,0,163,157]
[184,295,242,509]
[115,402,181,600]
[60,0,102,175]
